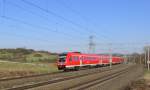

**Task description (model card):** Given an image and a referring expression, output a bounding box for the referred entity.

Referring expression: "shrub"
[34,54,43,57]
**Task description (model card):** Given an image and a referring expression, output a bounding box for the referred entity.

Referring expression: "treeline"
[0,48,34,55]
[0,48,58,63]
[0,48,58,55]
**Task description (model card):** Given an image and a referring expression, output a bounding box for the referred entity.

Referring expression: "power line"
[57,0,113,41]
[7,0,112,42]
[0,16,88,47]
[57,0,88,25]
[2,0,147,53]
[6,1,52,23]
[1,15,78,40]
[21,0,98,36]
[0,1,89,51]
[0,23,64,46]
[0,24,88,48]
[6,1,89,39]
[0,30,55,47]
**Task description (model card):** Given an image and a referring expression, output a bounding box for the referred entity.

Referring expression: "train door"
[72,56,80,66]
[99,56,103,65]
[79,56,83,66]
[68,55,73,66]
[68,55,80,66]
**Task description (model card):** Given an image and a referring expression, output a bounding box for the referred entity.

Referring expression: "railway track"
[3,64,130,90]
[0,71,64,89]
[68,66,133,90]
[1,64,125,90]
[27,64,134,90]
[0,72,61,82]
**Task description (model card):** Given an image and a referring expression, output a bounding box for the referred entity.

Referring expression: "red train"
[57,52,124,70]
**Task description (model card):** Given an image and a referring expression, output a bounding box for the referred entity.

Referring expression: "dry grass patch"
[0,61,58,78]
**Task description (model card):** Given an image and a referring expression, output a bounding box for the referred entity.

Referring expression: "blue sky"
[0,0,150,53]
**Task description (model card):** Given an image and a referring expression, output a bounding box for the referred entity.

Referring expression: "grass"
[0,52,13,59]
[25,53,58,63]
[0,52,58,63]
[144,69,150,80]
[0,60,58,78]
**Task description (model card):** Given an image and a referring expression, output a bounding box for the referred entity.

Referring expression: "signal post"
[148,47,150,70]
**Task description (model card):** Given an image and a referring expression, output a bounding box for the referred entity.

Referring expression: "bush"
[34,54,43,57]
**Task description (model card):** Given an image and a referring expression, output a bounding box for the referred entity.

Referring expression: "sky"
[0,0,150,54]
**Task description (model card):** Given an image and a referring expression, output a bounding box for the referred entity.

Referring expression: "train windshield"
[59,54,67,62]
[59,57,66,62]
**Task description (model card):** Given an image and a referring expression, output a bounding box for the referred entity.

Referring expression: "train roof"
[59,52,123,58]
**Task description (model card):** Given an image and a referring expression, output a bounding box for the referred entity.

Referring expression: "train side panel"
[57,52,124,70]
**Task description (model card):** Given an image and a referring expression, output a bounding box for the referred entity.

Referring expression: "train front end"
[57,53,67,70]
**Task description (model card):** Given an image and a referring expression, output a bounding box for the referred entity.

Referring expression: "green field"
[0,48,58,63]
[25,53,58,63]
[0,48,60,78]
[0,61,58,78]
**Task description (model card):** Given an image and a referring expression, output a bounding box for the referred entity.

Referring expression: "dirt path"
[144,72,150,90]
[128,70,150,90]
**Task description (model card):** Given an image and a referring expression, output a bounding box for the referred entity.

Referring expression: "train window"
[91,57,94,60]
[91,57,93,60]
[69,56,72,61]
[104,57,106,60]
[86,57,88,60]
[102,56,103,60]
[80,56,83,60]
[73,56,79,61]
[88,57,90,60]
[93,57,95,60]
[59,57,66,62]
[85,57,87,60]
[87,57,88,60]
[89,57,91,60]
[84,57,87,60]
[89,57,92,60]
[85,57,88,60]
[83,57,85,60]
[80,57,82,60]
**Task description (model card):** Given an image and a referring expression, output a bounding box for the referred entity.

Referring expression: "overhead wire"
[57,0,113,41]
[0,22,64,46]
[1,15,87,50]
[0,0,78,46]
[0,1,127,53]
[20,0,119,54]
[0,15,88,49]
[21,0,103,37]
[2,0,149,53]
[6,0,89,39]
[1,15,78,40]
[0,21,85,47]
